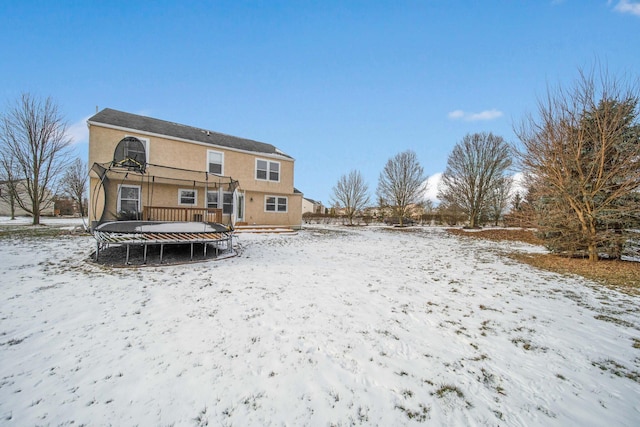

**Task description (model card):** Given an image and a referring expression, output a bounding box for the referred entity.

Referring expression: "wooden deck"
[142,206,223,223]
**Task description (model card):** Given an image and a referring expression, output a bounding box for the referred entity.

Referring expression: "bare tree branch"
[438,132,512,228]
[60,157,88,217]
[0,93,72,224]
[376,150,425,226]
[0,152,20,219]
[331,170,370,226]
[515,66,640,261]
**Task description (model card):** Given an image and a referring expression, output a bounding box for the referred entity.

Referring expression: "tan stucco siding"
[243,190,303,228]
[88,122,300,227]
[89,124,294,190]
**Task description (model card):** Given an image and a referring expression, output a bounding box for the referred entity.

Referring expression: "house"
[0,179,55,217]
[87,109,303,230]
[302,197,324,215]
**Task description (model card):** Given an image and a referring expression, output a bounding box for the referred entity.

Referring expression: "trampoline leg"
[204,243,207,257]
[190,243,194,260]
[160,244,164,263]
[96,242,100,261]
[143,244,148,264]
[126,245,130,265]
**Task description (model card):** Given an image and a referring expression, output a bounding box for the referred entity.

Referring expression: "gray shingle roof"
[88,108,291,159]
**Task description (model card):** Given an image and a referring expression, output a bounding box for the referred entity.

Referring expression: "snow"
[1,219,639,426]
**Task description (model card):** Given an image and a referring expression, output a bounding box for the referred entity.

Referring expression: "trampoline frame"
[93,221,234,264]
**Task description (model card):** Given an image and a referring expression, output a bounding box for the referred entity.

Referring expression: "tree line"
[330,66,640,262]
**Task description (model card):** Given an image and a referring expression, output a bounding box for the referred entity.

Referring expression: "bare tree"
[376,150,426,226]
[438,132,512,228]
[331,170,370,226]
[486,175,513,226]
[60,158,88,217]
[516,67,640,261]
[0,94,71,225]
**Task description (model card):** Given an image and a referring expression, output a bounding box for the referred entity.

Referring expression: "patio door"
[233,190,244,224]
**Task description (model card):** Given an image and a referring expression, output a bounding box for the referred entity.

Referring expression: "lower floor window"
[207,190,233,215]
[265,196,287,212]
[222,192,233,215]
[118,185,140,214]
[207,191,218,208]
[179,189,197,205]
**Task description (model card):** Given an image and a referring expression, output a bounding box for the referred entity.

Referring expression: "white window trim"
[117,184,141,213]
[178,188,198,206]
[125,135,150,163]
[207,150,224,175]
[265,195,288,213]
[222,191,234,215]
[256,158,280,182]
[207,190,219,209]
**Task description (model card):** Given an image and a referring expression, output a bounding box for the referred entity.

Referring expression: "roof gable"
[88,108,291,159]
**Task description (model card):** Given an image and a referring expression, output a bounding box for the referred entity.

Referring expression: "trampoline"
[93,220,234,264]
[89,135,240,265]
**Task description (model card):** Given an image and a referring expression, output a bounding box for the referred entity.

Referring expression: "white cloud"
[423,172,526,206]
[511,172,526,196]
[424,172,442,204]
[447,108,503,122]
[614,0,640,16]
[447,110,465,120]
[67,116,90,145]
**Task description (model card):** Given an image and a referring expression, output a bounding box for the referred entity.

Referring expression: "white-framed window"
[207,190,234,214]
[178,189,197,206]
[265,196,287,213]
[256,159,280,182]
[207,191,219,209]
[207,150,224,175]
[117,184,141,214]
[222,191,233,215]
[125,135,149,163]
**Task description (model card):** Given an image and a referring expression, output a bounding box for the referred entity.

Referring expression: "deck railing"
[142,206,223,223]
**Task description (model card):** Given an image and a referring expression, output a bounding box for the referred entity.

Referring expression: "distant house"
[87,109,303,229]
[302,197,324,215]
[0,179,55,217]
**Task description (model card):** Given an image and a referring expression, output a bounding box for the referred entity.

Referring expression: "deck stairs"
[233,224,298,234]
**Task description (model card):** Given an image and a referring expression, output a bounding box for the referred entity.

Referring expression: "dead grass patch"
[446,228,640,295]
[446,227,543,245]
[510,253,640,295]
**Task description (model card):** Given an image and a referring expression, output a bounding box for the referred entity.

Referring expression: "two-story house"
[88,108,302,230]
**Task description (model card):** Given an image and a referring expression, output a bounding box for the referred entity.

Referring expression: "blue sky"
[1,1,639,205]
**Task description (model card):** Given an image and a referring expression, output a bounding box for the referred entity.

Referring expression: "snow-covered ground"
[1,219,639,426]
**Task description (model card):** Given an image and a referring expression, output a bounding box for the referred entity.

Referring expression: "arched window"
[113,136,147,172]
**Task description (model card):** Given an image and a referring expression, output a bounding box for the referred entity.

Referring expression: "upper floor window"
[256,159,280,182]
[113,136,149,172]
[208,150,224,175]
